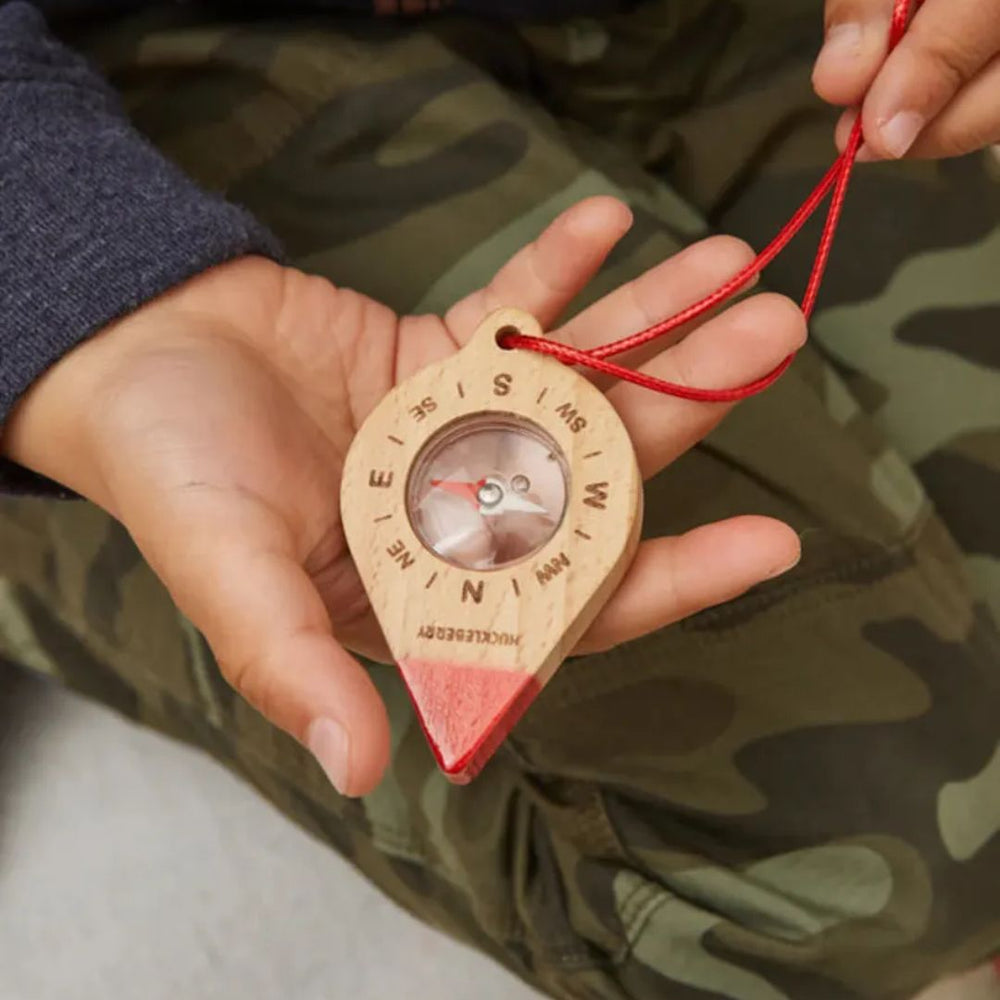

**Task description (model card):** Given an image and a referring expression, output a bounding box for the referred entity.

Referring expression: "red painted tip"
[398,658,540,783]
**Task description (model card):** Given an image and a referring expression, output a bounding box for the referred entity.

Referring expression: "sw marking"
[554,402,587,433]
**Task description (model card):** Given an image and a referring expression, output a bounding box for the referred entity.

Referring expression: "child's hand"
[3,198,805,796]
[813,0,1000,159]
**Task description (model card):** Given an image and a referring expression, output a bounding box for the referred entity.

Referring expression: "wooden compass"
[341,308,642,782]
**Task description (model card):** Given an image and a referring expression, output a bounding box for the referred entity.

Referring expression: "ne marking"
[511,578,521,596]
[387,435,404,445]
[575,529,592,540]
[456,382,465,399]
[374,514,393,523]
[425,571,438,590]
[536,388,548,404]
[583,450,602,460]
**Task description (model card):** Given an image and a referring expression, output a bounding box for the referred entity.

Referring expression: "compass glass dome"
[406,412,569,571]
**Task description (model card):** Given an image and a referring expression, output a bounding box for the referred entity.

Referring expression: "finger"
[136,489,391,797]
[835,108,861,153]
[813,0,894,107]
[608,292,808,479]
[909,56,1000,158]
[833,108,880,160]
[577,516,801,653]
[836,57,1000,159]
[445,196,633,339]
[861,0,1000,160]
[552,235,757,383]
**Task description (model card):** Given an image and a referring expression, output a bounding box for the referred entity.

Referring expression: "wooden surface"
[341,308,642,781]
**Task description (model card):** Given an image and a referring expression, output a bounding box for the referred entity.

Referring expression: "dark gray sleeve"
[0,2,283,496]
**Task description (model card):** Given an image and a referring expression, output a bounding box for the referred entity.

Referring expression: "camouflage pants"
[2,3,1000,997]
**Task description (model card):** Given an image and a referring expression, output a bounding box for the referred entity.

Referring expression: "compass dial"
[406,413,569,571]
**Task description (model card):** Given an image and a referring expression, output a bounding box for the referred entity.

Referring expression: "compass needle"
[427,478,483,506]
[341,308,641,782]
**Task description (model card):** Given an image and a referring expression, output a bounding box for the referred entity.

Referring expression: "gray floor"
[0,668,537,1000]
[1,667,995,1000]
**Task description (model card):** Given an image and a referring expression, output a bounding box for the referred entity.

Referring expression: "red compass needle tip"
[429,478,485,505]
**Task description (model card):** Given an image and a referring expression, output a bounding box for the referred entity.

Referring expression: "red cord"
[501,0,923,402]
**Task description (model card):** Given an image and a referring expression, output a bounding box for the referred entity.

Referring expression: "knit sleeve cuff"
[0,2,284,496]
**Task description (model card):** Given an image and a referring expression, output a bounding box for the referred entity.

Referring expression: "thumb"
[812,0,893,107]
[137,489,390,797]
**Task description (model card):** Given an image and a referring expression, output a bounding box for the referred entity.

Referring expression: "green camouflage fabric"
[2,2,999,997]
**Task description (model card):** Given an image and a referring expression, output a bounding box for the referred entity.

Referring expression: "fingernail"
[878,111,924,159]
[814,22,863,75]
[766,553,801,580]
[307,717,352,795]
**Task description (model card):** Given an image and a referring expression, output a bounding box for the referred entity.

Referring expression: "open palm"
[8,197,805,795]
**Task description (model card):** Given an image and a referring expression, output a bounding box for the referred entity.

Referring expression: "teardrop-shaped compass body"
[340,309,642,782]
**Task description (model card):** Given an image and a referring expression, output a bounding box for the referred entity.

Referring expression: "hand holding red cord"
[501,0,936,400]
[815,0,1000,160]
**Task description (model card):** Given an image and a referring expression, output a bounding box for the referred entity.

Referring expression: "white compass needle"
[480,493,550,517]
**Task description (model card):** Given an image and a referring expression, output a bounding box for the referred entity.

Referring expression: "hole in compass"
[494,325,521,349]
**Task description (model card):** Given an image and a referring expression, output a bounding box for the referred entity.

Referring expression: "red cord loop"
[500,0,923,402]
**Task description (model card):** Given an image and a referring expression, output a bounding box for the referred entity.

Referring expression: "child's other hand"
[3,198,805,796]
[813,0,1000,159]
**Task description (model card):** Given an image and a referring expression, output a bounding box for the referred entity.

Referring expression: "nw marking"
[536,552,570,586]
[575,529,591,540]
[583,450,602,460]
[387,435,404,445]
[374,514,393,523]
[425,571,438,589]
